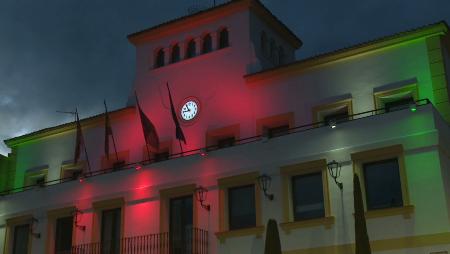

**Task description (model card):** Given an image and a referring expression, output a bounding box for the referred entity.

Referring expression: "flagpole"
[135,91,152,162]
[77,108,92,174]
[178,140,183,155]
[104,100,119,162]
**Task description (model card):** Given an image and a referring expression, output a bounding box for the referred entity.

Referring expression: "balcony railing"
[71,228,208,254]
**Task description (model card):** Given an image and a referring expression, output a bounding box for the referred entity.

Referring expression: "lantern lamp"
[327,160,343,189]
[257,174,274,200]
[195,186,210,211]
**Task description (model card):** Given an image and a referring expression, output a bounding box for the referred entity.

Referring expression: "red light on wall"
[200,149,208,157]
[135,165,142,171]
[79,177,84,183]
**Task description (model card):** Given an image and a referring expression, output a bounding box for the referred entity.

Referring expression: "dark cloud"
[1,0,449,155]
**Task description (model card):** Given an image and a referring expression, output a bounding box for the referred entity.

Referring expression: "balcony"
[70,228,208,254]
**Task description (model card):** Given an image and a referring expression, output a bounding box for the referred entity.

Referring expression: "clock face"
[180,100,199,121]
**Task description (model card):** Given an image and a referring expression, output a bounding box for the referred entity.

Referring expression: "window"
[169,195,193,254]
[13,224,30,254]
[279,159,333,233]
[218,28,229,49]
[228,185,256,230]
[61,162,84,181]
[24,166,48,187]
[256,112,295,137]
[101,150,129,171]
[363,159,403,210]
[267,125,289,138]
[171,44,180,63]
[261,31,268,56]
[155,49,165,68]
[351,145,413,218]
[216,172,263,241]
[202,34,212,54]
[292,172,325,220]
[154,151,170,162]
[217,137,236,148]
[186,39,196,59]
[312,99,353,124]
[101,208,121,254]
[373,82,418,112]
[55,216,73,254]
[384,97,414,112]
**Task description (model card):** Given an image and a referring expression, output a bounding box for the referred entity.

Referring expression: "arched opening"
[261,31,268,56]
[155,49,165,68]
[171,44,180,63]
[186,39,196,59]
[218,28,229,49]
[202,34,212,54]
[270,39,277,64]
[278,46,285,65]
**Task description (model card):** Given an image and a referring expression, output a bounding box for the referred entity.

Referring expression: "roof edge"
[245,21,448,83]
[4,107,135,148]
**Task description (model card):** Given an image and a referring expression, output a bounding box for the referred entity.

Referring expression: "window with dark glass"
[292,172,325,220]
[155,49,165,68]
[218,29,229,49]
[101,208,121,254]
[171,44,180,63]
[186,40,196,59]
[228,185,256,230]
[217,137,236,148]
[384,97,414,112]
[55,216,73,254]
[202,34,212,54]
[323,107,349,125]
[170,195,193,254]
[12,224,30,254]
[154,151,170,162]
[363,158,403,210]
[267,125,289,138]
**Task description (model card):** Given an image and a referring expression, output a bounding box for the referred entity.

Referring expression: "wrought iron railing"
[71,228,208,254]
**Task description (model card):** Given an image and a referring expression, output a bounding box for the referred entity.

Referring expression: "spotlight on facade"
[195,186,211,211]
[257,174,274,200]
[327,160,343,189]
[78,176,85,183]
[200,148,208,157]
[328,119,337,129]
[135,164,142,171]
[409,102,417,112]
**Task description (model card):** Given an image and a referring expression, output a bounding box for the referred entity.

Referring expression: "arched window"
[202,34,212,54]
[171,44,180,63]
[261,31,268,56]
[218,28,229,49]
[186,39,196,59]
[278,46,284,65]
[155,49,165,68]
[270,39,277,64]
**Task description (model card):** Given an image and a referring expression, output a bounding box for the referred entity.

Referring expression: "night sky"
[1,0,449,155]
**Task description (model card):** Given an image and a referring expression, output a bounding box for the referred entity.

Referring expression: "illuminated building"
[1,0,450,253]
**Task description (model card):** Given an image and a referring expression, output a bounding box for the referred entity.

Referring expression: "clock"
[180,98,200,121]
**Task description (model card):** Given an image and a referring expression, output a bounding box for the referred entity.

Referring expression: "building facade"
[1,0,450,253]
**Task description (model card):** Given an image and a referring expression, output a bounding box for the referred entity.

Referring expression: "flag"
[167,83,186,144]
[104,100,113,160]
[354,173,372,254]
[74,111,83,164]
[135,92,159,152]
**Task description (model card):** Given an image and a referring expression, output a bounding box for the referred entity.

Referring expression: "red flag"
[74,111,83,164]
[104,100,113,159]
[167,83,186,144]
[135,92,159,152]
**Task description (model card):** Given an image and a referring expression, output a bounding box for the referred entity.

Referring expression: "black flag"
[167,83,186,144]
[135,92,160,152]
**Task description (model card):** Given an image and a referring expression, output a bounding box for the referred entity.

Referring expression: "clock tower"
[127,0,302,152]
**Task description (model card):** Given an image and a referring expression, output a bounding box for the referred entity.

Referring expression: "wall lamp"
[73,209,86,231]
[195,186,211,211]
[30,217,41,238]
[257,174,274,200]
[327,160,343,190]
